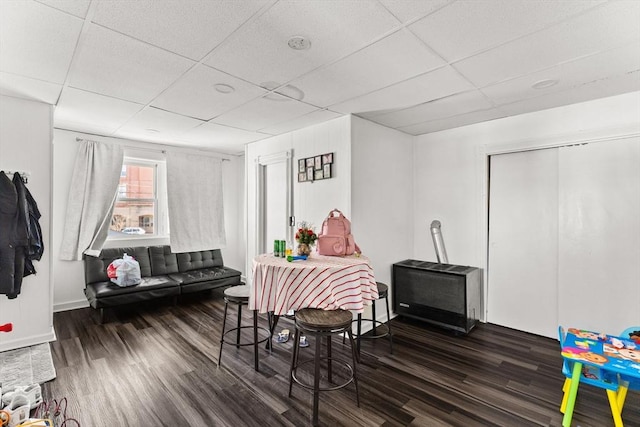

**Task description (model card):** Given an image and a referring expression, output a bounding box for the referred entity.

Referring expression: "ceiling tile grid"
[290,28,446,107]
[0,1,83,84]
[91,0,270,61]
[54,87,145,134]
[204,0,400,87]
[67,24,195,104]
[0,0,638,153]
[151,64,268,120]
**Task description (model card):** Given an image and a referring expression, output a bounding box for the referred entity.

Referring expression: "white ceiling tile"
[116,107,204,138]
[151,65,267,120]
[0,72,62,104]
[212,95,318,131]
[371,90,494,128]
[181,122,270,154]
[453,1,640,87]
[397,107,508,135]
[92,0,268,61]
[36,0,91,18]
[0,1,83,83]
[260,109,343,135]
[330,65,474,115]
[291,29,446,107]
[482,43,640,106]
[68,25,195,104]
[205,0,400,86]
[497,71,640,118]
[379,0,451,23]
[54,88,144,134]
[409,0,604,62]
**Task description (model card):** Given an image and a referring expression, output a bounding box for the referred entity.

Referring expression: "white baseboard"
[53,299,89,313]
[0,328,57,353]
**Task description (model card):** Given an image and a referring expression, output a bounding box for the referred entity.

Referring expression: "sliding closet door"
[488,149,559,338]
[558,137,640,333]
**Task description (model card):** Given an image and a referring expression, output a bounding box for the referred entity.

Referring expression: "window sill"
[104,235,170,248]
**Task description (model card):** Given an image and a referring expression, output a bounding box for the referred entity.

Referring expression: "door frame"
[254,150,293,256]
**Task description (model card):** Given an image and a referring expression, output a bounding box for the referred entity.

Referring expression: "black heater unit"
[392,259,481,334]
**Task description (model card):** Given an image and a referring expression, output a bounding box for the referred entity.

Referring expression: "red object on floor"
[0,323,12,332]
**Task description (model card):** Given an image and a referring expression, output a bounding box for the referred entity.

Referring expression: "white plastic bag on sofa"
[108,253,141,287]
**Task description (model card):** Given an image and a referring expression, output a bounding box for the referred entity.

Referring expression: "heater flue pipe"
[430,220,449,264]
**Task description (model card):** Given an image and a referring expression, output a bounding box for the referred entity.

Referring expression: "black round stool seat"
[224,284,250,302]
[376,282,388,297]
[219,285,271,372]
[295,308,353,331]
[289,308,360,426]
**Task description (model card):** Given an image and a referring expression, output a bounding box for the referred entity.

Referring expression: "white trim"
[53,299,89,313]
[0,328,57,353]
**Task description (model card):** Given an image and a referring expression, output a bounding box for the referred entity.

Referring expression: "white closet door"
[488,149,559,338]
[558,137,640,334]
[263,162,288,253]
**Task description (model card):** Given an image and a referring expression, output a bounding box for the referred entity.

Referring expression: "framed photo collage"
[298,152,333,182]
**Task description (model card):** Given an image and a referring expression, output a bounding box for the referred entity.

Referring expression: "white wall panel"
[558,137,640,335]
[488,149,559,337]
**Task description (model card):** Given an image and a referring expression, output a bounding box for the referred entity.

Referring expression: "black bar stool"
[288,308,360,426]
[218,285,271,371]
[351,282,393,358]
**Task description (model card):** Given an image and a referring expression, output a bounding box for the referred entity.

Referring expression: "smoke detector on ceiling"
[287,36,311,50]
[214,84,235,94]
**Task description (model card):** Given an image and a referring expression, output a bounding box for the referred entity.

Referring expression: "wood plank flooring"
[43,289,639,426]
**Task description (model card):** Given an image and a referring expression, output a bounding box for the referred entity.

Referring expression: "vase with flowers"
[295,221,317,256]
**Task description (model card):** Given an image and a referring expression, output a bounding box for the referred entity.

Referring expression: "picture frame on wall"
[306,158,314,168]
[315,169,323,180]
[306,167,314,181]
[314,156,322,170]
[323,163,331,178]
[298,159,305,173]
[322,153,333,164]
[298,172,307,182]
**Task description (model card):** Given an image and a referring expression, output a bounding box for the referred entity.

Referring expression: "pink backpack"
[317,209,361,256]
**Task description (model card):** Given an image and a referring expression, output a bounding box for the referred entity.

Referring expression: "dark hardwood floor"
[44,289,639,426]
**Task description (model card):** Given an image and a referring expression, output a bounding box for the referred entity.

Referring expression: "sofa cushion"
[84,276,180,309]
[168,266,240,285]
[176,249,223,272]
[149,245,179,275]
[84,246,152,285]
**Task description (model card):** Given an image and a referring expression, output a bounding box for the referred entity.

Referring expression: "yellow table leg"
[560,377,571,413]
[617,382,629,412]
[606,389,624,427]
[562,362,582,427]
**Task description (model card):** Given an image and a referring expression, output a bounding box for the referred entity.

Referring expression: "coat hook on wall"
[1,170,30,183]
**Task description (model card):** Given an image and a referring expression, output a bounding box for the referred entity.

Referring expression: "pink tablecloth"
[250,253,378,315]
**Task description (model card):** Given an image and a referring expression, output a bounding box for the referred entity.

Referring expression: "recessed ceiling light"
[287,35,311,50]
[531,79,559,90]
[214,83,235,94]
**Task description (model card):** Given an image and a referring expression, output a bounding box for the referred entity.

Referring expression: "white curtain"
[59,141,124,260]
[167,152,226,252]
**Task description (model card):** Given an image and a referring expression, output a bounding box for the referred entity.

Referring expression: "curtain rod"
[75,137,230,161]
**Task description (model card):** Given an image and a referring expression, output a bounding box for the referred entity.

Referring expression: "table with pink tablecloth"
[250,253,378,315]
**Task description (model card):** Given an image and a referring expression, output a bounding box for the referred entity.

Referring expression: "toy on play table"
[286,255,308,262]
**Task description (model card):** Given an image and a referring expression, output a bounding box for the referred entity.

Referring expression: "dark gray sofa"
[84,245,241,322]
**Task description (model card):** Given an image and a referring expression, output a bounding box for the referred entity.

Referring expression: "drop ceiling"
[1,0,639,155]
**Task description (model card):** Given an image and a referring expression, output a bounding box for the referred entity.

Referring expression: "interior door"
[256,151,293,255]
[488,148,559,338]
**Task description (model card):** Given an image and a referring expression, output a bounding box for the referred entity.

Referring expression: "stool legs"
[313,334,322,426]
[347,330,360,408]
[218,300,229,366]
[288,327,300,398]
[236,303,242,348]
[253,310,259,371]
[385,295,393,354]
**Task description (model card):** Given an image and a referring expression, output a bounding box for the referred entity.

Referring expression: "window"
[109,158,168,239]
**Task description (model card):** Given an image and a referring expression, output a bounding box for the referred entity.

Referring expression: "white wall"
[52,129,245,311]
[351,117,414,321]
[413,91,640,323]
[0,95,55,352]
[245,115,352,277]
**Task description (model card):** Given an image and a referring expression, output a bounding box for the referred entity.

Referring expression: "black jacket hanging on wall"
[0,172,43,298]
